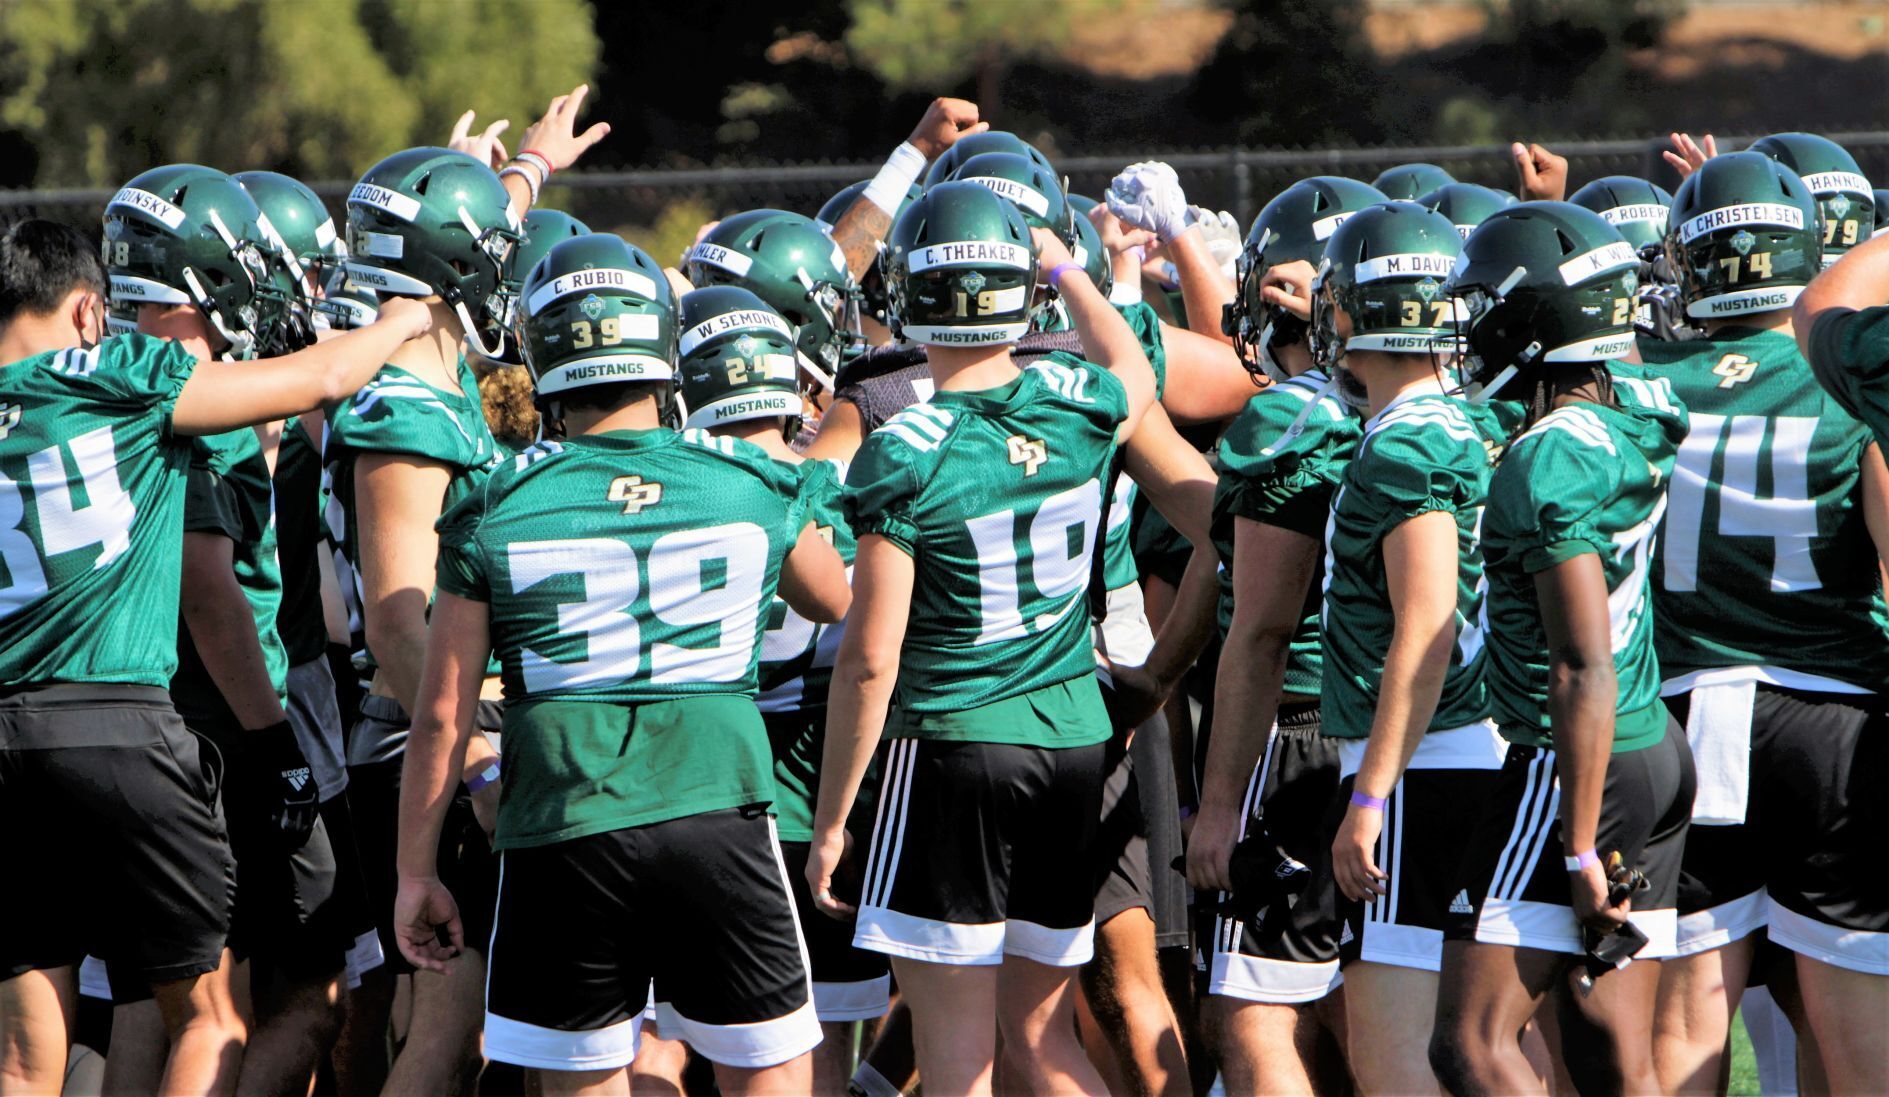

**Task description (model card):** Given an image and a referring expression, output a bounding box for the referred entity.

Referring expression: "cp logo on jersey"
[1712,353,1757,389]
[0,403,19,441]
[1007,435,1047,476]
[607,475,663,514]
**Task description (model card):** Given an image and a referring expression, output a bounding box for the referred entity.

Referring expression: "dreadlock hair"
[1519,361,1616,432]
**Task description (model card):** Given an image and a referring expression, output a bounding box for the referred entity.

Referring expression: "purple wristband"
[1349,790,1386,811]
[1047,262,1085,288]
[466,763,501,794]
[1563,848,1600,872]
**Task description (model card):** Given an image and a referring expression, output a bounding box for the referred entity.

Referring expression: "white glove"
[1193,206,1243,276]
[1107,160,1194,243]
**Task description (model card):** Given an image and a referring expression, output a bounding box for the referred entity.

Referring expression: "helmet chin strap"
[795,349,836,394]
[455,299,507,359]
[182,266,254,360]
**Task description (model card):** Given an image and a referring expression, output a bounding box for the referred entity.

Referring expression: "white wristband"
[863,142,927,219]
[1108,278,1143,306]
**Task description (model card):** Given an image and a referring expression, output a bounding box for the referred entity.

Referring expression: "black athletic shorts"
[856,738,1107,967]
[1667,684,1889,973]
[1446,720,1694,960]
[1207,704,1346,1003]
[779,840,890,1022]
[1092,710,1189,949]
[484,807,819,1071]
[317,790,384,986]
[0,685,234,986]
[347,694,502,977]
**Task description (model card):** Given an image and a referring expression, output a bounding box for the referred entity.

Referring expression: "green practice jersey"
[1098,301,1168,593]
[1806,305,1889,449]
[0,335,197,688]
[435,428,807,847]
[1646,328,1889,691]
[757,457,853,714]
[1319,385,1494,740]
[325,358,499,668]
[845,353,1126,746]
[1482,369,1688,752]
[1213,369,1360,697]
[171,425,290,726]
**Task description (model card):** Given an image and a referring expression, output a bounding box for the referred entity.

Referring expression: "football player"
[0,216,427,1096]
[1373,163,1456,203]
[1186,176,1384,1095]
[394,233,850,1094]
[1749,132,1876,267]
[1292,200,1503,1094]
[102,164,352,1096]
[676,283,886,1092]
[1432,202,1695,1095]
[805,181,1159,1095]
[1648,152,1889,1095]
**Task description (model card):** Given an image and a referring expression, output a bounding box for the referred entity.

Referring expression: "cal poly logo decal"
[1712,353,1758,388]
[607,475,663,514]
[1007,434,1047,475]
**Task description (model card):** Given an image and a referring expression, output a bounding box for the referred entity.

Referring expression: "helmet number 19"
[955,289,1001,317]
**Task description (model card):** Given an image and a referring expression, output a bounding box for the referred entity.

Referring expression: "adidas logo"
[285,767,312,791]
[1449,889,1474,914]
[1339,922,1355,946]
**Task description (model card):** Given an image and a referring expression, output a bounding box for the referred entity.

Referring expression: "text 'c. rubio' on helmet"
[519,234,676,398]
[1449,201,1643,396]
[676,285,803,430]
[343,146,522,356]
[683,209,857,380]
[491,208,591,365]
[1664,151,1822,320]
[1312,200,1464,369]
[886,180,1038,347]
[102,163,290,359]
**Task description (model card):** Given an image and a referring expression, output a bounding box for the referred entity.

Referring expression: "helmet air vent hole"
[1555,229,1578,256]
[415,174,431,195]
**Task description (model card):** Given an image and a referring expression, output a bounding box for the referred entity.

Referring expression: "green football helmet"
[1373,163,1456,202]
[1417,183,1516,239]
[951,151,1075,244]
[343,146,522,357]
[886,180,1038,347]
[105,299,139,336]
[1748,132,1874,264]
[1070,204,1113,296]
[235,170,339,352]
[1311,202,1463,404]
[923,130,1055,188]
[315,282,379,331]
[676,285,803,431]
[684,209,857,383]
[102,164,292,359]
[1665,151,1821,320]
[1450,201,1641,400]
[814,179,920,326]
[1568,175,1673,253]
[490,208,590,364]
[1225,175,1388,381]
[518,234,676,400]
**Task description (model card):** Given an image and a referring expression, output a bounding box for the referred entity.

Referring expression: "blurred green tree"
[844,0,1118,110]
[0,0,599,188]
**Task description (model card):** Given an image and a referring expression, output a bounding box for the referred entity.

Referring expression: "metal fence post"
[1232,147,1252,222]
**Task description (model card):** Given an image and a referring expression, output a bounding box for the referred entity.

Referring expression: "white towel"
[1684,679,1756,825]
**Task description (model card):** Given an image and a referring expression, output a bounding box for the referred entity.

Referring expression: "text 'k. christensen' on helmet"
[1373,162,1456,202]
[1226,175,1388,381]
[676,285,803,431]
[235,170,338,353]
[1569,175,1673,254]
[924,130,1056,188]
[1311,201,1463,402]
[951,151,1075,244]
[1448,201,1641,400]
[886,180,1038,347]
[518,234,676,400]
[684,209,857,384]
[1417,183,1516,238]
[343,146,522,357]
[1747,131,1874,264]
[102,164,291,359]
[1664,151,1821,320]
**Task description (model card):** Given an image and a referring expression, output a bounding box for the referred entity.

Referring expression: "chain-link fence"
[7,132,1889,241]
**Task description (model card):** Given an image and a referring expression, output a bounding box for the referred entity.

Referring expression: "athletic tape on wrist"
[863,142,926,219]
[1108,278,1143,305]
[1563,848,1600,872]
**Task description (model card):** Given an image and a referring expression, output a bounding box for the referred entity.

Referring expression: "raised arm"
[827,98,987,278]
[1036,228,1157,440]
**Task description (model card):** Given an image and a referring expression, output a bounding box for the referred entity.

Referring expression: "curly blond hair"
[473,360,542,451]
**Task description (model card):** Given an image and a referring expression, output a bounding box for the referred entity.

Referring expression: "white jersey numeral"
[1664,414,1820,593]
[965,477,1102,646]
[0,427,137,620]
[507,521,769,692]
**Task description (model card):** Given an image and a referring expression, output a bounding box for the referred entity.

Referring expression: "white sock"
[851,1060,902,1097]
